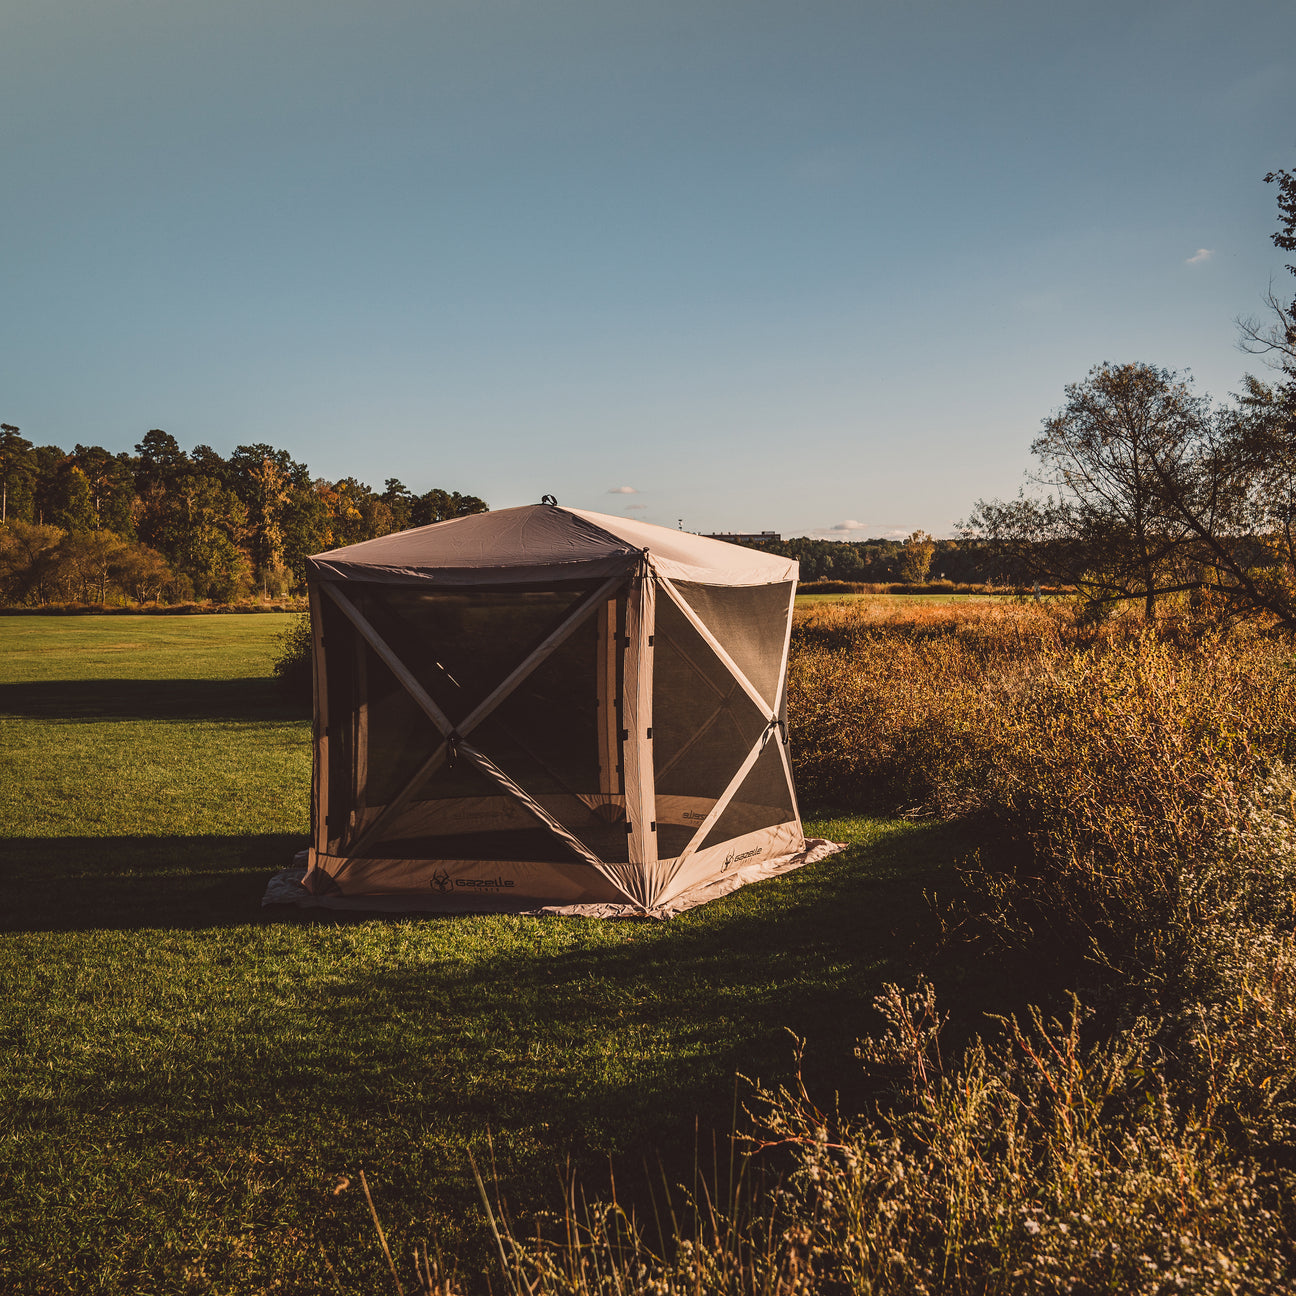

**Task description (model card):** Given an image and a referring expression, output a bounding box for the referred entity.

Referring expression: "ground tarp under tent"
[284,503,838,918]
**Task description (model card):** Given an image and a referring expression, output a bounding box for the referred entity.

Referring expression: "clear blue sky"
[3,0,1294,538]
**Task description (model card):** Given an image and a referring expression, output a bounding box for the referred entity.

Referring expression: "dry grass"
[788,600,1296,977]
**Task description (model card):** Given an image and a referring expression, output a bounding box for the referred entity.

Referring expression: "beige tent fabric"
[308,504,795,587]
[263,839,846,919]
[298,504,811,917]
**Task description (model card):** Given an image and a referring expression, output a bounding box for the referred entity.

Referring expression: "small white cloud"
[625,503,648,511]
[608,485,638,494]
[1186,248,1213,265]
[808,519,872,539]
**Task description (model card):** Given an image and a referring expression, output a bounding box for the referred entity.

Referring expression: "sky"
[2,0,1294,539]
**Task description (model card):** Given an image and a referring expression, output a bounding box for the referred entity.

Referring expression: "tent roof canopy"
[307,504,797,587]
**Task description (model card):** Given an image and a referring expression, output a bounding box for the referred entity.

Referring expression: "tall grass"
[788,601,1296,979]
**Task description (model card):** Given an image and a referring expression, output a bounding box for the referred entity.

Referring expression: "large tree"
[226,444,311,588]
[898,529,936,584]
[968,362,1207,618]
[0,425,35,524]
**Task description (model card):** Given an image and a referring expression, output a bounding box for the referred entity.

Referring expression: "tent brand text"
[439,876,516,889]
[722,847,762,872]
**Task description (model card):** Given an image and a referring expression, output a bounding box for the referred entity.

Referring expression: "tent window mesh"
[322,582,627,864]
[652,594,768,859]
[347,580,605,725]
[670,581,792,709]
[698,738,797,853]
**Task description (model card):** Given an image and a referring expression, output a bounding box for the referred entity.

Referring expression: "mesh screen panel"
[461,609,629,863]
[698,737,797,852]
[670,581,792,709]
[346,581,604,725]
[322,596,453,851]
[323,581,626,864]
[653,593,768,858]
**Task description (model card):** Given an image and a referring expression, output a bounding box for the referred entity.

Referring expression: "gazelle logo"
[430,869,516,892]
[721,846,762,873]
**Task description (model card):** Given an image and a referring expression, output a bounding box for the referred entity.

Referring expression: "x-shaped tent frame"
[310,562,799,910]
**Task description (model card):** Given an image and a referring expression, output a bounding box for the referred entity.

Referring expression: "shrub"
[787,602,1296,978]
[273,611,314,708]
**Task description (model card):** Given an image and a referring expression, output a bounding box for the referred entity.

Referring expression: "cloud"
[625,503,648,511]
[608,485,638,494]
[806,519,873,538]
[1186,248,1213,265]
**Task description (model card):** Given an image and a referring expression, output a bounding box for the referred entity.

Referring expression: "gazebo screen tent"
[300,504,829,917]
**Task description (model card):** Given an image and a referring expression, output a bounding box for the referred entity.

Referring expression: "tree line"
[0,428,486,606]
[744,532,996,585]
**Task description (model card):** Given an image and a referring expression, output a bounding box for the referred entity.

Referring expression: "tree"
[57,529,127,603]
[71,445,138,535]
[134,429,188,493]
[0,425,35,524]
[111,540,173,604]
[1158,161,1296,628]
[381,478,416,532]
[169,475,254,602]
[1136,378,1296,629]
[0,520,65,605]
[967,363,1208,618]
[227,444,309,589]
[52,463,97,534]
[411,487,489,527]
[898,529,936,584]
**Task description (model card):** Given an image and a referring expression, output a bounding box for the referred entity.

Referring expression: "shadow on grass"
[0,676,303,723]
[0,833,306,931]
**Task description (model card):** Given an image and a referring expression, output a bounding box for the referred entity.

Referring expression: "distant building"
[703,530,782,544]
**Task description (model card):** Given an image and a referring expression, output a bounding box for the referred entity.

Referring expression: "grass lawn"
[0,614,967,1294]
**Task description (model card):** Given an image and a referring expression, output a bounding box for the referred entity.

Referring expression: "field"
[0,614,967,1293]
[7,603,1295,1293]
